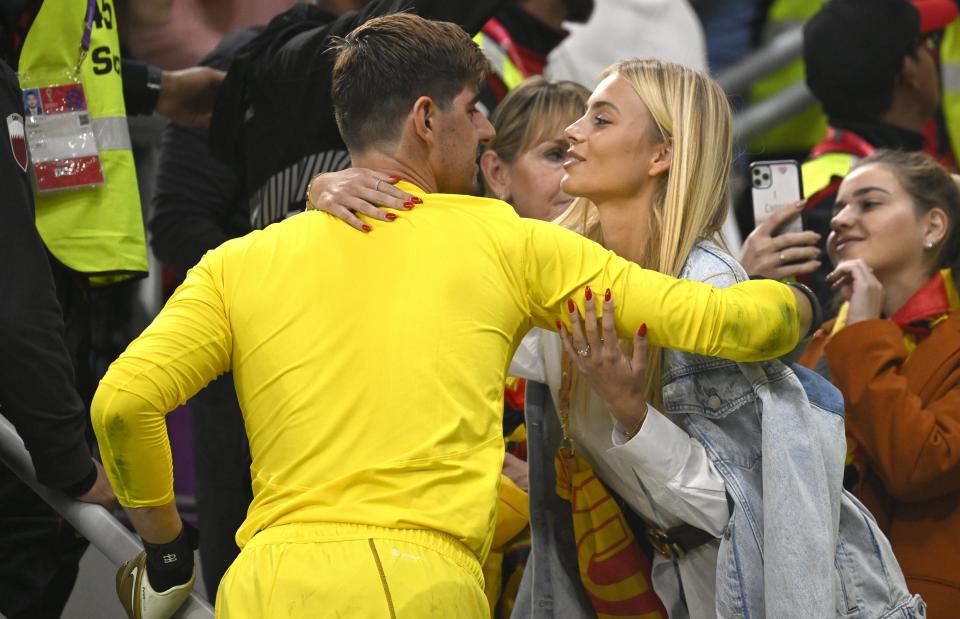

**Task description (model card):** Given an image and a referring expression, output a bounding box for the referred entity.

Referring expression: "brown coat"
[801,313,960,616]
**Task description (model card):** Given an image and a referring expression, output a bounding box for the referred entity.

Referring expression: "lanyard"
[481,17,533,78]
[809,126,876,158]
[76,0,97,72]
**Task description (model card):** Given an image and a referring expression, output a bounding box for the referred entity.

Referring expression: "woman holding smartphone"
[800,150,960,615]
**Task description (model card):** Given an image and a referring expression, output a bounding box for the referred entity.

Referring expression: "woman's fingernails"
[567,298,575,313]
[403,201,414,209]
[638,323,647,338]
[556,320,563,331]
[362,224,372,233]
[585,286,593,301]
[410,197,423,204]
[389,175,402,182]
[604,288,611,302]
[385,213,397,220]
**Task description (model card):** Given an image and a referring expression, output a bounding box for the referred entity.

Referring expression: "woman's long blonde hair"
[554,59,735,407]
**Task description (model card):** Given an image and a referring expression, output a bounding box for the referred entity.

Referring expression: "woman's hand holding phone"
[740,201,823,280]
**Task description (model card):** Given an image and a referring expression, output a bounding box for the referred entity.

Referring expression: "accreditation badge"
[21,81,104,193]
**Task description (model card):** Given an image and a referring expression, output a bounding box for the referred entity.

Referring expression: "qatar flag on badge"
[7,113,27,172]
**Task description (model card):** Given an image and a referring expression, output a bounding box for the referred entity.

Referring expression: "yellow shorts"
[215,522,488,618]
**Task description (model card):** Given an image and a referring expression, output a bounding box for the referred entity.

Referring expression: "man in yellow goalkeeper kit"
[92,13,815,619]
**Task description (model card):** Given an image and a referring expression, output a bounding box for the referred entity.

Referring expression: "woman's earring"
[924,240,934,249]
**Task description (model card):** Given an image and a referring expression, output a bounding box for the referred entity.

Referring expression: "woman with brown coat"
[801,149,960,616]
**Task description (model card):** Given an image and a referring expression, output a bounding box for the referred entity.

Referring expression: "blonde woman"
[511,59,920,619]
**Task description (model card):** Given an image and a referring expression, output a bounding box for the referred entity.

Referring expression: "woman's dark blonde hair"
[849,149,960,281]
[482,76,590,197]
[486,76,590,163]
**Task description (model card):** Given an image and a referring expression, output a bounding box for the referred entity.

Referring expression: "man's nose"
[477,114,496,144]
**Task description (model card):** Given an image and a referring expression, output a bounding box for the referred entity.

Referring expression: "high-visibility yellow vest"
[19,0,147,284]
[940,20,960,161]
[801,152,857,200]
[749,0,828,154]
[473,31,525,92]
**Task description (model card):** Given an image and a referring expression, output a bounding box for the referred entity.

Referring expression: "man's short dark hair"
[331,13,488,153]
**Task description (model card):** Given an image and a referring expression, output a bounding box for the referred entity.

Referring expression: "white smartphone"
[750,160,804,234]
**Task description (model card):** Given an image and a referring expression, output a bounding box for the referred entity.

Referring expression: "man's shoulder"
[428,192,513,208]
[425,192,522,221]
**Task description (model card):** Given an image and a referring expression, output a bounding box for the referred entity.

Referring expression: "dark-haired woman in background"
[800,149,960,616]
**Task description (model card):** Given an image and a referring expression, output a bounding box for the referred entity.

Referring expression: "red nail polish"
[411,197,423,204]
[604,288,611,302]
[556,320,562,331]
[638,323,647,338]
[385,213,397,220]
[585,286,593,301]
[403,202,414,209]
[567,299,575,313]
[389,175,402,182]
[362,224,372,232]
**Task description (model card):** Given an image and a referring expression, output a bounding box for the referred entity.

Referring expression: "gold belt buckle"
[647,527,686,560]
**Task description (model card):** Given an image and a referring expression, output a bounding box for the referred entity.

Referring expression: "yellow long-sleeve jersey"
[91,183,799,564]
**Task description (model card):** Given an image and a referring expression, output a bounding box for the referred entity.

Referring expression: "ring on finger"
[576,344,591,357]
[375,179,383,192]
[779,252,786,264]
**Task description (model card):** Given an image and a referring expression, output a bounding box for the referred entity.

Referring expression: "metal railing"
[720,25,818,145]
[0,413,214,619]
[733,82,816,145]
[718,26,804,95]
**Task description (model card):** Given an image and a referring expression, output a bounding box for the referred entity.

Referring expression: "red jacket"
[801,313,960,615]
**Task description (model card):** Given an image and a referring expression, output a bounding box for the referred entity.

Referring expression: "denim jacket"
[513,241,924,619]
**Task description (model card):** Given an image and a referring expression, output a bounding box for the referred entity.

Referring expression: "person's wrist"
[305,173,324,209]
[61,462,98,497]
[145,65,163,115]
[611,398,648,439]
[787,281,823,338]
[846,305,881,325]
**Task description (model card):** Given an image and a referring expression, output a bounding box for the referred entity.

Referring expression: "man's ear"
[412,95,437,144]
[480,150,510,200]
[648,138,673,178]
[900,51,924,91]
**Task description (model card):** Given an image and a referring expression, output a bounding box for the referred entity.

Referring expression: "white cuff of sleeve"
[608,404,692,485]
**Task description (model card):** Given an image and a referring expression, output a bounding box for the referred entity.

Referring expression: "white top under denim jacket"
[510,240,924,619]
[511,327,728,619]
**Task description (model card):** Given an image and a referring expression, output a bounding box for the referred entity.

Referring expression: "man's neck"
[518,0,567,31]
[351,151,439,193]
[880,95,929,134]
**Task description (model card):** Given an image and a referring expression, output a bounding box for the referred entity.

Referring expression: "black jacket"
[209,0,506,228]
[0,58,95,496]
[150,27,261,277]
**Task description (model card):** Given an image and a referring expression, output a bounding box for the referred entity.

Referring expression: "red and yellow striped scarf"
[553,354,668,619]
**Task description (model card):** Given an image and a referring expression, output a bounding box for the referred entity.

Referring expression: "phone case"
[750,160,803,233]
